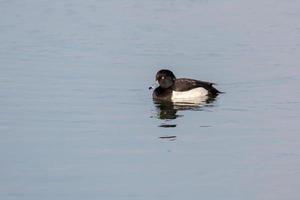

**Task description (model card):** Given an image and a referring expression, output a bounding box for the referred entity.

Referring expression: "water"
[1,0,300,199]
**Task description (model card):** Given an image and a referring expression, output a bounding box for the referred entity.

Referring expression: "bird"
[151,69,221,102]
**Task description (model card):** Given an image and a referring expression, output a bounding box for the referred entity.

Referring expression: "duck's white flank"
[171,87,208,102]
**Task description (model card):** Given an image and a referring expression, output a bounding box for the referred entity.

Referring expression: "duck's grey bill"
[148,82,159,90]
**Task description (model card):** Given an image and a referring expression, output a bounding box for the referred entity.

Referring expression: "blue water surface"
[0,0,300,199]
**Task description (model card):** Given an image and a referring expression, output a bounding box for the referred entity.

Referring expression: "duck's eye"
[161,76,165,80]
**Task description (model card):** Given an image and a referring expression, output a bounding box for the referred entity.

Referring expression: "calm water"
[1,0,300,199]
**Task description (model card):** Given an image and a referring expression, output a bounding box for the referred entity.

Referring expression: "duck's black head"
[156,69,176,89]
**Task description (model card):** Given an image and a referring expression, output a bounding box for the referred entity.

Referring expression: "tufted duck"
[151,69,221,102]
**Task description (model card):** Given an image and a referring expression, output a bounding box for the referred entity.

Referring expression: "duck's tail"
[209,86,224,97]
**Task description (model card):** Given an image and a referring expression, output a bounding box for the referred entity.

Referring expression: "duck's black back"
[173,78,221,96]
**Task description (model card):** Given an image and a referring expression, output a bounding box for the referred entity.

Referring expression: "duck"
[151,69,221,102]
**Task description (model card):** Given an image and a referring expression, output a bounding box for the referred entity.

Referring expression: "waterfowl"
[152,69,221,102]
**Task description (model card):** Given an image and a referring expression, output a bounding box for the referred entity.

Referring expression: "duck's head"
[155,69,176,89]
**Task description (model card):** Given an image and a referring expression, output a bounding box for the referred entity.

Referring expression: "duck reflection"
[154,101,183,120]
[153,96,217,128]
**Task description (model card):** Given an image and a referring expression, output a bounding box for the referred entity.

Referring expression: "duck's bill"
[148,81,159,90]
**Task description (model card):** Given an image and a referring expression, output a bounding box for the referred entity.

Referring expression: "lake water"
[1,0,300,199]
